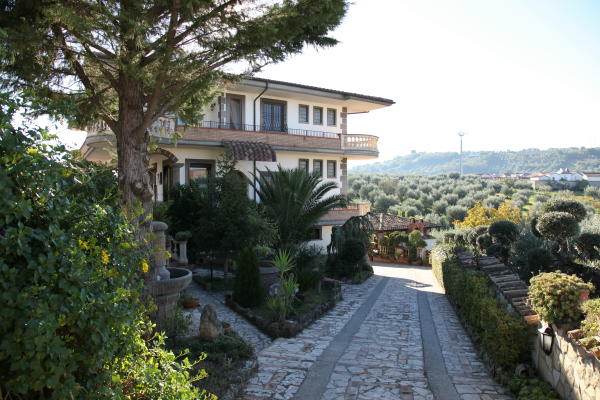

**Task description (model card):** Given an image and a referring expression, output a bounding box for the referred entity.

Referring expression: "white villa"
[530,168,583,189]
[80,77,394,249]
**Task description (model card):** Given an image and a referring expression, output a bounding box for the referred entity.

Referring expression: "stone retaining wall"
[457,251,600,400]
[533,325,600,400]
[456,252,538,325]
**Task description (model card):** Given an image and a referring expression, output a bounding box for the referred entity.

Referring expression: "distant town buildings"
[476,168,600,190]
[530,168,598,189]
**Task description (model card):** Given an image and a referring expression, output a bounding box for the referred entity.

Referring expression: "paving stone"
[236,264,514,400]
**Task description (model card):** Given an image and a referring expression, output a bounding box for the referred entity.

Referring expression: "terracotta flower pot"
[579,289,590,303]
[182,300,200,309]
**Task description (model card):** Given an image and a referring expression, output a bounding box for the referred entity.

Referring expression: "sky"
[56,0,600,165]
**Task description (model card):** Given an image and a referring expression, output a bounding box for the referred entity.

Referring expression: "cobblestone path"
[241,264,513,400]
[184,279,272,353]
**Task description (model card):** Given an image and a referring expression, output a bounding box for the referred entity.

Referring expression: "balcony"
[86,118,379,158]
[317,202,372,226]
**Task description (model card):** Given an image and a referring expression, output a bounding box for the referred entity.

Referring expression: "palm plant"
[255,166,347,248]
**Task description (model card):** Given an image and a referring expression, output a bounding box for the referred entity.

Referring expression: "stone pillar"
[340,157,348,195]
[152,221,170,280]
[219,95,227,126]
[357,201,371,215]
[177,240,188,265]
[341,106,348,134]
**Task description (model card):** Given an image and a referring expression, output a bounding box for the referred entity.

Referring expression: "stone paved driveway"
[241,264,513,400]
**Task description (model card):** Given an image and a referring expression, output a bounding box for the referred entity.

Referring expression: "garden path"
[241,264,513,400]
[184,278,273,353]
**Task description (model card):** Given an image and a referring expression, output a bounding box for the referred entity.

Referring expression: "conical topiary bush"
[233,247,263,308]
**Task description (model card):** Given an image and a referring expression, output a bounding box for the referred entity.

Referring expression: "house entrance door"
[227,96,243,130]
[162,165,173,201]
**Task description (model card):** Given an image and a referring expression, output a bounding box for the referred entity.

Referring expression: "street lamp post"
[458,132,466,175]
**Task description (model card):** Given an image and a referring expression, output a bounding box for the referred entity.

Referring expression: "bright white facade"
[81,78,394,250]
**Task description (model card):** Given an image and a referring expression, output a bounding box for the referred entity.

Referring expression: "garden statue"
[199,304,223,341]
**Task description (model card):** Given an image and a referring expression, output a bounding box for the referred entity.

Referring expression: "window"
[298,104,309,124]
[261,99,286,132]
[188,162,212,182]
[327,108,337,126]
[327,160,336,179]
[259,170,273,185]
[310,227,322,240]
[313,160,323,177]
[299,159,309,172]
[313,106,323,125]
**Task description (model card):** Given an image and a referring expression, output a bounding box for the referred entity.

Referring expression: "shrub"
[432,199,449,215]
[447,205,468,222]
[476,234,493,251]
[341,239,367,264]
[431,248,530,371]
[483,195,504,209]
[168,153,275,263]
[486,243,509,260]
[543,198,587,222]
[295,244,325,272]
[489,220,520,246]
[526,248,555,274]
[508,377,560,400]
[584,186,600,200]
[233,247,263,308]
[297,269,323,292]
[581,298,600,338]
[574,233,600,260]
[0,108,203,399]
[529,272,594,324]
[467,225,489,247]
[536,212,580,246]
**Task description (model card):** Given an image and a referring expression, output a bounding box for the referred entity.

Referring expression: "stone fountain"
[150,221,192,330]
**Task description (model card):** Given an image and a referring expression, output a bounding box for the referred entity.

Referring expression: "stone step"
[490,274,521,283]
[496,281,528,291]
[481,263,508,270]
[503,289,529,301]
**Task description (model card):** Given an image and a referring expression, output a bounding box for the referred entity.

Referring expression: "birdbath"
[151,221,192,331]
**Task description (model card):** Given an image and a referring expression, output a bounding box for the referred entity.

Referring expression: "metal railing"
[87,119,378,153]
[191,120,340,139]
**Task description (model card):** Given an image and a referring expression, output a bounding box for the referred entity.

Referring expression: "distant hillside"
[351,147,600,175]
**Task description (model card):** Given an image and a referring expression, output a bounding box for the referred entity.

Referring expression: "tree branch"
[51,25,117,132]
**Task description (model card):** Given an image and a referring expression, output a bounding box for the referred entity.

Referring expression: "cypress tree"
[233,247,263,308]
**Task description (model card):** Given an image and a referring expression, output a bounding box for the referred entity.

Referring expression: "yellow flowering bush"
[0,105,209,400]
[455,200,522,228]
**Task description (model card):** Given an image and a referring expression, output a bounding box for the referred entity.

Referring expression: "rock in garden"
[199,304,223,341]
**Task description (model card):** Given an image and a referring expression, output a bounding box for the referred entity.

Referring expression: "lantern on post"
[539,324,555,355]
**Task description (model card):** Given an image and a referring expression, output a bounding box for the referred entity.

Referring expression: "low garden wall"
[533,325,600,400]
[226,279,343,338]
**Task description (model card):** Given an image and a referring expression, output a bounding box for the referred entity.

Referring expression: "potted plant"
[180,292,200,309]
[529,272,594,325]
[222,321,233,334]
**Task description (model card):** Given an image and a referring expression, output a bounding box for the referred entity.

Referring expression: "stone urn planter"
[150,221,193,331]
[153,267,192,329]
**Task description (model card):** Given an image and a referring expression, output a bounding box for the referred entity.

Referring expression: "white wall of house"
[307,225,334,252]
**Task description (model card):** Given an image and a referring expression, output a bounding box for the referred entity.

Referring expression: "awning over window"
[223,140,276,162]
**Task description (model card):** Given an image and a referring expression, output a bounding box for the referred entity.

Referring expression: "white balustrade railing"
[340,134,378,152]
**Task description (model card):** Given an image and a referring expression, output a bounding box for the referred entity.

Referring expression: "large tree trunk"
[116,73,155,287]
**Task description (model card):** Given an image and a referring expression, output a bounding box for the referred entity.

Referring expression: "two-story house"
[80,77,394,249]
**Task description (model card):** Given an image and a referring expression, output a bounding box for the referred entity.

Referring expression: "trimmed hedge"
[431,247,531,372]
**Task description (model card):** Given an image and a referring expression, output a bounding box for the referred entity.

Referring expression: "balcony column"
[341,157,348,195]
[341,106,348,134]
[218,95,227,127]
